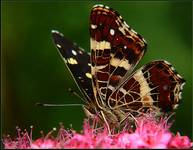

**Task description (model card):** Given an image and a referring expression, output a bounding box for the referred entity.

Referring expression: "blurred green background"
[2,1,192,139]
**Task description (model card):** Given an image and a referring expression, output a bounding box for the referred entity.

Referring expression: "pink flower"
[132,115,173,148]
[168,132,192,148]
[3,114,192,149]
[31,138,58,149]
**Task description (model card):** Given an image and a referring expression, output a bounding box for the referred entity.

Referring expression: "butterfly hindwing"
[52,30,95,103]
[108,60,185,116]
[90,5,147,103]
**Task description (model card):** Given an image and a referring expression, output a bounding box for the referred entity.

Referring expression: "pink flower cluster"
[3,114,192,149]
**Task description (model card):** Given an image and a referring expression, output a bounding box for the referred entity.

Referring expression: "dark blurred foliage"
[2,1,192,139]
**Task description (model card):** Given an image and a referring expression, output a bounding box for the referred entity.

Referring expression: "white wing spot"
[173,104,179,109]
[52,30,64,36]
[67,58,78,65]
[177,74,182,78]
[86,73,92,79]
[59,32,64,37]
[91,24,97,29]
[79,50,83,54]
[179,92,182,99]
[131,28,137,34]
[180,82,185,89]
[118,26,126,35]
[142,38,147,43]
[105,6,110,9]
[71,49,77,56]
[123,21,129,28]
[110,29,115,36]
[52,30,58,33]
[56,44,61,48]
[93,4,104,8]
[163,60,171,65]
[171,67,175,71]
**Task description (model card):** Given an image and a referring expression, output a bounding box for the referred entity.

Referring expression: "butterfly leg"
[100,110,111,135]
[121,112,138,125]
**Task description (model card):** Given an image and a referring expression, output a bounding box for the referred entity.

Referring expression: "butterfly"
[51,4,185,131]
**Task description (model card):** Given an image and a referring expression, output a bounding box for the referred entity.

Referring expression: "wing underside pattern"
[90,5,147,105]
[108,60,185,115]
[52,30,95,104]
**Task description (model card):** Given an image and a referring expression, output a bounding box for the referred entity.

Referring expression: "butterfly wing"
[90,5,147,103]
[52,30,95,103]
[108,60,185,116]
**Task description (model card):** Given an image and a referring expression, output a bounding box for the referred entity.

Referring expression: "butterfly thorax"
[83,99,136,128]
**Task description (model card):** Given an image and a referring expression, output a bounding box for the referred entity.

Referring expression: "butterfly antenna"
[35,88,86,107]
[36,103,83,107]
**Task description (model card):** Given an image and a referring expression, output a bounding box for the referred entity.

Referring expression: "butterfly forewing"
[90,5,147,103]
[52,30,95,103]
